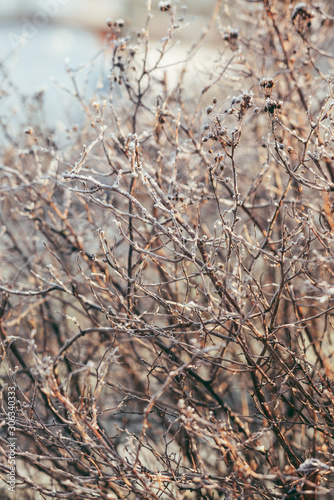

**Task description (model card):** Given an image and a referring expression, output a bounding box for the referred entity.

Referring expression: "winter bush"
[1,1,334,498]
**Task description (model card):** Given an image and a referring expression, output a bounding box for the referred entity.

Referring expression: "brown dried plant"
[1,1,334,498]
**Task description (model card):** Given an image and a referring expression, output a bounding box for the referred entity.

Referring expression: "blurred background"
[0,0,220,124]
[1,0,333,127]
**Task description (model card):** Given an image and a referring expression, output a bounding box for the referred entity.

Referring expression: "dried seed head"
[223,27,239,51]
[291,3,314,33]
[259,78,276,97]
[264,98,282,115]
[259,78,275,90]
[159,1,172,11]
[230,91,254,119]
